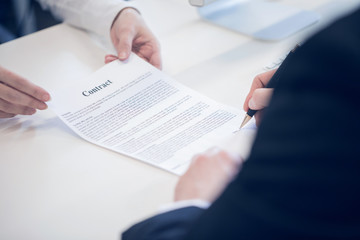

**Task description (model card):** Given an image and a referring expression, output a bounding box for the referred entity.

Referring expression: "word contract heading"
[82,80,113,97]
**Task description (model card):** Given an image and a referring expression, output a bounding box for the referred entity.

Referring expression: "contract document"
[49,55,255,175]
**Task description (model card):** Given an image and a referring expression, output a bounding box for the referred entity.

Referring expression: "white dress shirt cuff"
[157,199,211,214]
[93,2,139,44]
[37,0,139,46]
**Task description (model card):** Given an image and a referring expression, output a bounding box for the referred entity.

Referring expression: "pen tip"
[239,115,252,129]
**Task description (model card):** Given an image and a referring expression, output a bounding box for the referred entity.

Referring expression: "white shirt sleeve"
[36,0,137,42]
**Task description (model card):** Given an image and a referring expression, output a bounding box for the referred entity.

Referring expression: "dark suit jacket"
[123,8,360,240]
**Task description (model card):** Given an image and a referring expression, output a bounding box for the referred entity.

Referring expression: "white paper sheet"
[48,55,256,175]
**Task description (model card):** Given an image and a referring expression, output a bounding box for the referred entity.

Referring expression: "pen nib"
[239,114,252,129]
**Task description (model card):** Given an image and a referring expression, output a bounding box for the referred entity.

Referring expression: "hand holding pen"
[241,69,276,127]
[240,45,300,128]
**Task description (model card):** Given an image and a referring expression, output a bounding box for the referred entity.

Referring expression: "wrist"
[111,7,140,29]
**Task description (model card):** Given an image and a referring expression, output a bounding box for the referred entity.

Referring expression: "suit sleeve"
[122,207,204,240]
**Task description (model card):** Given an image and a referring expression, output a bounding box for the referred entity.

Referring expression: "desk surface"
[1,0,359,239]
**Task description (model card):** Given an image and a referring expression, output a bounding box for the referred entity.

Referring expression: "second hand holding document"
[48,55,255,175]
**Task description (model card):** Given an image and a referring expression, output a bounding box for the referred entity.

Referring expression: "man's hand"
[0,66,50,118]
[243,69,276,126]
[174,148,242,203]
[107,8,162,69]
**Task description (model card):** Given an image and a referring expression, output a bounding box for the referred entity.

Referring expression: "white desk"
[0,0,359,239]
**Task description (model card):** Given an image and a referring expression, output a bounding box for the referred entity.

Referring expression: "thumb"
[116,33,134,60]
[248,88,274,110]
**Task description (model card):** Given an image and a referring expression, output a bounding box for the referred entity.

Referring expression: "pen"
[239,44,301,129]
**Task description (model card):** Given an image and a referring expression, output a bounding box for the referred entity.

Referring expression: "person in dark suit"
[122,7,360,240]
